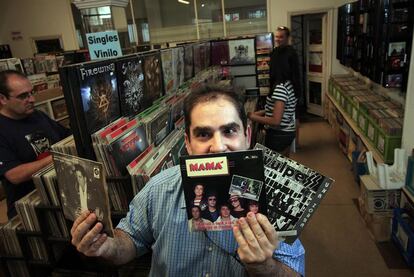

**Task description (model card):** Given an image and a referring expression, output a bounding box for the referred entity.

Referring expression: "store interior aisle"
[292,120,414,277]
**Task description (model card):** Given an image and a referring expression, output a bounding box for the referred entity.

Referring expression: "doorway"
[291,10,332,117]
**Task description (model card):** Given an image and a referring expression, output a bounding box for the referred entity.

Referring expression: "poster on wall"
[229,39,255,65]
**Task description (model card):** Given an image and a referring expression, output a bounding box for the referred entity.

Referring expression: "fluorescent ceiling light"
[178,0,190,4]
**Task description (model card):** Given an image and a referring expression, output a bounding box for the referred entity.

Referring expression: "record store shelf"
[326,93,384,164]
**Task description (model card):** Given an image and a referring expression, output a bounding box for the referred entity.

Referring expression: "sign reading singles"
[86,31,123,60]
[186,156,229,177]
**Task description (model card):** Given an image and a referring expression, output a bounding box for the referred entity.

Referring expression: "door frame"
[288,8,334,115]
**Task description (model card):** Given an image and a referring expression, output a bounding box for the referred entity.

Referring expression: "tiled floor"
[292,120,414,277]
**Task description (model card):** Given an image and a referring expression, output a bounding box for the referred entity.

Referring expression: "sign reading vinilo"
[86,31,123,60]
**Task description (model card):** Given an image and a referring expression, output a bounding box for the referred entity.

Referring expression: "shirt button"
[205,274,210,277]
[208,247,213,252]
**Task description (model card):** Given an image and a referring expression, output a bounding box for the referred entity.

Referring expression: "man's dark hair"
[184,84,247,139]
[0,70,27,98]
[73,164,87,177]
[219,203,231,210]
[191,205,202,212]
[277,26,290,37]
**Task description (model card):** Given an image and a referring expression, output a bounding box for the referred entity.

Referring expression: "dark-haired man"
[202,192,220,222]
[71,85,305,276]
[0,70,70,219]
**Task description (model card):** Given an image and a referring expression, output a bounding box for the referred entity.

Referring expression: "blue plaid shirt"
[117,166,305,276]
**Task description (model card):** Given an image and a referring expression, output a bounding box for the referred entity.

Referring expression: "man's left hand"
[233,212,278,264]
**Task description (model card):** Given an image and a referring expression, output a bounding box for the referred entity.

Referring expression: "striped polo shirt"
[265,81,297,132]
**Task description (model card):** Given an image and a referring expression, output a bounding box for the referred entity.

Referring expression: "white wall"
[402,33,414,153]
[268,0,350,75]
[0,0,78,58]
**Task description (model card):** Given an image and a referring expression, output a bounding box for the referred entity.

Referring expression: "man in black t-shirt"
[0,70,70,219]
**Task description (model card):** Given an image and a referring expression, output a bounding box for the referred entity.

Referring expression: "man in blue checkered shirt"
[71,85,305,276]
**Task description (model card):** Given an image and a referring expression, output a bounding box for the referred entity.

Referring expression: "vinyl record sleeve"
[78,61,121,134]
[52,151,113,236]
[211,40,230,66]
[254,143,334,243]
[108,124,149,176]
[172,47,185,90]
[180,150,267,232]
[161,49,174,94]
[184,44,194,80]
[147,108,170,146]
[193,43,202,75]
[229,39,256,65]
[256,33,273,51]
[143,52,163,100]
[116,55,147,117]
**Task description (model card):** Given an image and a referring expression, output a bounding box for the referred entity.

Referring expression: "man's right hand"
[71,210,112,258]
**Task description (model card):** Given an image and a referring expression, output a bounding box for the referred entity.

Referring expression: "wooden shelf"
[34,87,63,103]
[326,93,384,164]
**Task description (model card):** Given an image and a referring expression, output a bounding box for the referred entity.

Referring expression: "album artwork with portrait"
[52,151,113,236]
[78,62,121,134]
[116,55,147,117]
[180,150,267,232]
[254,143,334,243]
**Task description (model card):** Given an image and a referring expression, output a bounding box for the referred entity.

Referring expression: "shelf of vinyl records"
[33,87,70,129]
[327,74,405,164]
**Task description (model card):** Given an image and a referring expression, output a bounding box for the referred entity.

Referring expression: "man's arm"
[233,212,300,277]
[4,155,52,184]
[71,211,136,265]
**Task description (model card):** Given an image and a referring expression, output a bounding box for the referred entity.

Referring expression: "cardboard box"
[360,175,401,213]
[358,196,392,242]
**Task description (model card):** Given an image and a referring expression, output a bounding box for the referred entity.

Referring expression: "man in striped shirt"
[70,85,305,276]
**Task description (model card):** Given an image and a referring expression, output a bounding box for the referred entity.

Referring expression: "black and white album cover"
[143,53,163,101]
[52,152,113,236]
[254,143,334,243]
[229,39,256,65]
[79,62,121,134]
[116,56,146,117]
[180,150,267,232]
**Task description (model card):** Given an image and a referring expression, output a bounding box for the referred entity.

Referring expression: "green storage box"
[357,109,369,135]
[376,129,402,164]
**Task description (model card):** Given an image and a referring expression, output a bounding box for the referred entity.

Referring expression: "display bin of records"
[357,109,370,135]
[376,129,402,164]
[391,208,414,267]
[366,116,379,146]
[106,175,134,217]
